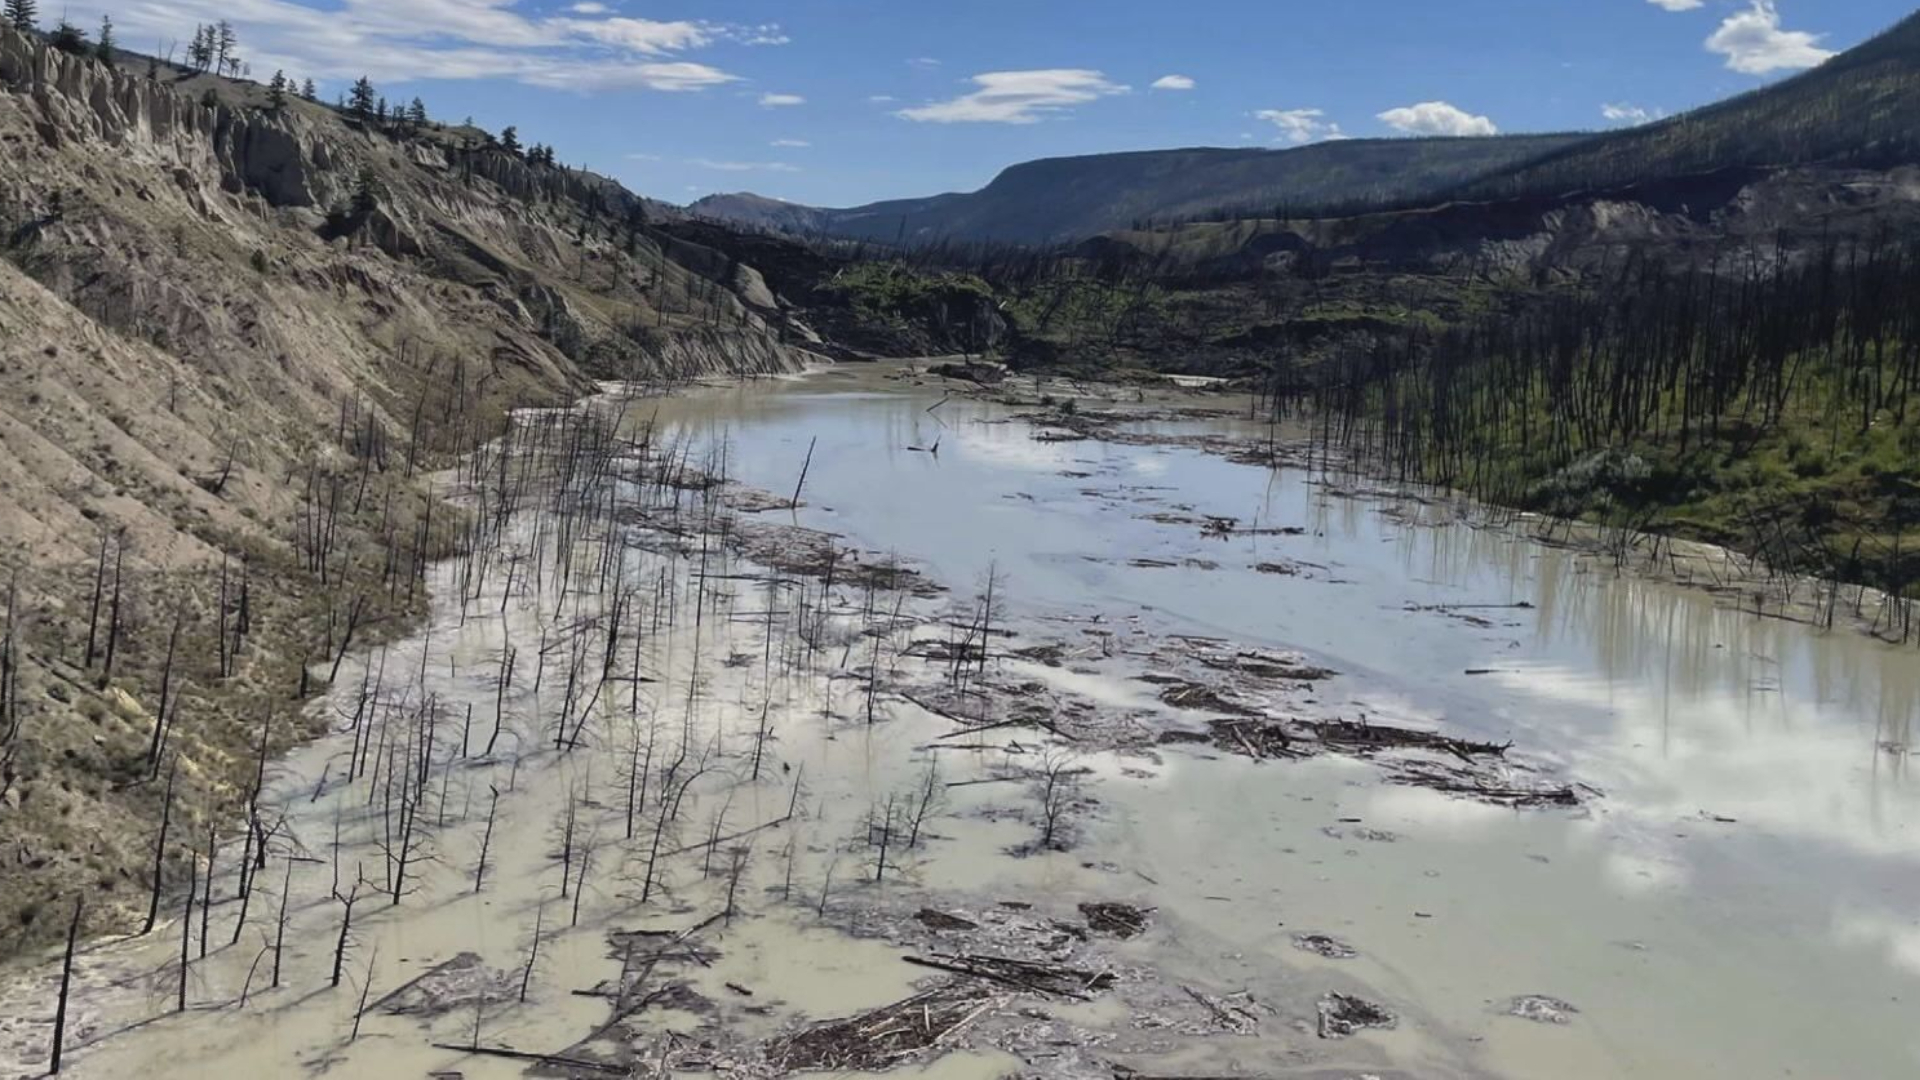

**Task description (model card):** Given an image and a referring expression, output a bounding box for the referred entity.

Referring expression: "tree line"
[1264,234,1920,633]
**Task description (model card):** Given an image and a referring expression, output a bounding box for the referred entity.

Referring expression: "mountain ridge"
[695,12,1920,249]
[1457,9,1920,202]
[689,134,1590,245]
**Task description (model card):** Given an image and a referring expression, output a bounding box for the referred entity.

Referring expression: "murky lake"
[3,362,1916,1080]
[640,364,1920,1078]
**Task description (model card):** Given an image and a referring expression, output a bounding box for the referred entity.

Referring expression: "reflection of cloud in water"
[1364,784,1516,834]
[1130,455,1170,476]
[1007,660,1162,711]
[1486,662,1920,864]
[1603,846,1689,894]
[946,424,1085,473]
[1834,906,1920,977]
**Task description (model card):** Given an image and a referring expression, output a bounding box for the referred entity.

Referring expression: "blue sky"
[62,1,1915,206]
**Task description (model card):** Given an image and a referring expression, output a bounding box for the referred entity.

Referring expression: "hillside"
[0,25,829,955]
[1460,11,1920,200]
[691,135,1588,245]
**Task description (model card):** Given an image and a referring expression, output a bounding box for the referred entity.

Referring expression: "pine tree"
[375,97,388,125]
[624,201,647,254]
[215,20,235,76]
[302,78,317,102]
[267,70,287,111]
[348,77,376,121]
[407,98,428,127]
[350,165,382,216]
[501,125,521,156]
[3,0,36,33]
[95,15,114,68]
[48,17,86,54]
[188,26,211,72]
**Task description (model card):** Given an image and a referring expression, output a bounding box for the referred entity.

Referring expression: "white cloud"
[909,57,942,68]
[688,159,800,173]
[554,17,712,55]
[759,92,806,107]
[1601,102,1661,125]
[603,63,739,93]
[1646,0,1704,11]
[1151,74,1195,91]
[737,24,790,46]
[54,0,749,93]
[1254,107,1343,145]
[1706,1,1834,74]
[770,138,811,147]
[869,95,897,103]
[897,69,1128,124]
[1377,100,1498,137]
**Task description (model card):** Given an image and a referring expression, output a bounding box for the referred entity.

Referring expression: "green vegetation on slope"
[1277,240,1920,615]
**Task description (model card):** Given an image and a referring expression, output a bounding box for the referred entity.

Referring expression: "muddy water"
[1,362,1915,1080]
[635,364,1920,1078]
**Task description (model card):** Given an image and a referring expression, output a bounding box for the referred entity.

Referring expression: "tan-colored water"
[2,363,1915,1080]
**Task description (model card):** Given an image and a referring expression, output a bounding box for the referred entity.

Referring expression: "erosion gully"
[1,361,1915,1080]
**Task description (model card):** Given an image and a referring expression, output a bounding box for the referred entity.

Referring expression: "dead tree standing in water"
[142,760,178,936]
[50,896,81,1073]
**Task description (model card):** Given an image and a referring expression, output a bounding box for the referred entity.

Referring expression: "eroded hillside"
[0,26,820,954]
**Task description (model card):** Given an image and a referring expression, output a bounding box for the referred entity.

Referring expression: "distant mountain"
[1463,11,1920,201]
[681,192,838,236]
[689,136,1588,246]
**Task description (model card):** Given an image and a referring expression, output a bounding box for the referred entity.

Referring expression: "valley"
[2,5,1919,1079]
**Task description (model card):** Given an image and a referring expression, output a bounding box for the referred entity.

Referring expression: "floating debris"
[1190,649,1336,683]
[1181,985,1263,1034]
[1079,902,1152,939]
[1319,826,1399,844]
[1305,718,1510,761]
[902,954,1117,1000]
[1009,643,1068,667]
[916,908,981,932]
[1206,718,1308,759]
[1317,992,1397,1038]
[1385,760,1589,809]
[373,953,516,1018]
[1291,934,1358,960]
[764,984,1000,1071]
[1506,995,1580,1024]
[1157,682,1258,716]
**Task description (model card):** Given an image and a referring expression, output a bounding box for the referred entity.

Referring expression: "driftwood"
[765,984,997,1071]
[1316,992,1396,1039]
[1306,718,1510,761]
[1079,902,1152,939]
[1181,715,1585,807]
[430,1043,625,1073]
[902,953,1114,1000]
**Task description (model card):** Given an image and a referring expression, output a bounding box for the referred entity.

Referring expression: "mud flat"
[1,365,1916,1080]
